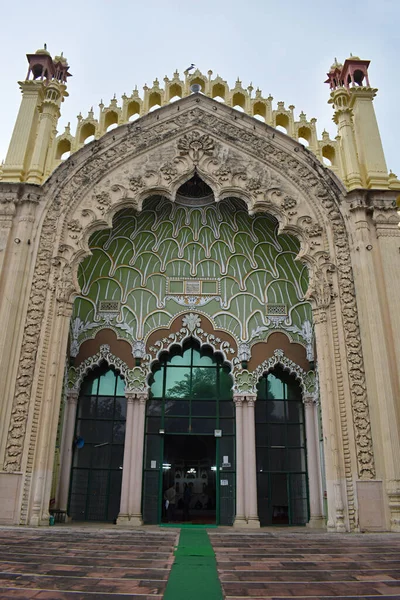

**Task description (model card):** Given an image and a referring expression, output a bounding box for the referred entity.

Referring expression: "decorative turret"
[327,55,399,190]
[1,46,71,184]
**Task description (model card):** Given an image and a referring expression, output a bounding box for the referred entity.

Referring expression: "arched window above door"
[147,342,233,435]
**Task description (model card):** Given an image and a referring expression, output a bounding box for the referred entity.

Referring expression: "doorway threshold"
[160,523,218,528]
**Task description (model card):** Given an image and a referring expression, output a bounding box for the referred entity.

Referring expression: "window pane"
[98,370,116,395]
[82,377,98,396]
[255,399,267,422]
[220,369,233,398]
[268,448,286,472]
[256,423,268,446]
[219,401,234,418]
[146,417,161,433]
[73,444,91,468]
[267,373,284,399]
[147,400,162,416]
[193,350,214,366]
[92,443,111,469]
[144,434,161,469]
[191,368,217,399]
[287,424,304,447]
[268,424,286,447]
[219,436,235,468]
[164,417,190,433]
[287,448,306,472]
[191,401,216,417]
[151,368,164,398]
[116,376,125,397]
[113,421,125,443]
[165,367,190,398]
[190,418,215,434]
[78,396,96,419]
[94,421,113,443]
[256,377,267,399]
[286,401,303,423]
[169,348,191,366]
[76,419,95,443]
[110,445,124,469]
[256,447,269,472]
[165,400,190,416]
[220,418,234,434]
[114,397,127,420]
[97,397,114,419]
[266,400,285,422]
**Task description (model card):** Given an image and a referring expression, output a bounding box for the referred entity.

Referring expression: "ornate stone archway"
[1,94,376,529]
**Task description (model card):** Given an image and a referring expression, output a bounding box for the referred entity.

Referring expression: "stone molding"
[233,348,316,398]
[0,97,375,527]
[67,344,148,396]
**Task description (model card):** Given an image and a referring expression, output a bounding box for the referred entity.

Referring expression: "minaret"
[326,56,390,190]
[1,46,71,184]
[341,56,389,189]
[326,59,363,190]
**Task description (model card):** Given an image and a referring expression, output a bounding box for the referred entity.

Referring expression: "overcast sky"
[0,0,399,176]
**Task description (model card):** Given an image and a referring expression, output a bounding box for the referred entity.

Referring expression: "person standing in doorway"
[183,482,192,522]
[164,484,176,522]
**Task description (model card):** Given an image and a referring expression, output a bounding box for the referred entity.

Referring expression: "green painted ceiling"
[70,196,312,357]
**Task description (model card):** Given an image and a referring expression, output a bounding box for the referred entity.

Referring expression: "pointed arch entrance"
[68,365,126,522]
[143,340,235,525]
[2,94,381,532]
[256,366,309,526]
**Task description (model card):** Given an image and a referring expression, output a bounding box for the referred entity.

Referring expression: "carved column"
[29,299,73,526]
[350,199,400,531]
[0,197,16,278]
[129,392,147,525]
[233,395,246,527]
[117,393,137,525]
[0,195,38,466]
[304,394,325,528]
[312,306,346,532]
[117,390,148,526]
[57,390,79,513]
[244,395,260,527]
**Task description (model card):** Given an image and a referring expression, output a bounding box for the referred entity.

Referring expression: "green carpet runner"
[163,529,223,600]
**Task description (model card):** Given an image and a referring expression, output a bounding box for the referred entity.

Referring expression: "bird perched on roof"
[184,63,196,75]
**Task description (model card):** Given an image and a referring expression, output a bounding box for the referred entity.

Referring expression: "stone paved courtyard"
[0,526,400,598]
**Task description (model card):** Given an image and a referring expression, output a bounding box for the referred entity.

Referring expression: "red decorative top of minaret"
[25,45,72,83]
[325,55,370,90]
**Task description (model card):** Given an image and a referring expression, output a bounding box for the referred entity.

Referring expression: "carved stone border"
[232,348,316,397]
[145,312,237,370]
[67,344,148,395]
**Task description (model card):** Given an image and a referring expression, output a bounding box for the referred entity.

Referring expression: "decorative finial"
[113,93,116,99]
[44,43,47,51]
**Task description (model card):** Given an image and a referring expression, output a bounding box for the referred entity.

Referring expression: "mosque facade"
[0,48,400,531]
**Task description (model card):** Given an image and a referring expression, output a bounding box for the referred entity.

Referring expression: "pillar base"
[246,517,261,528]
[116,514,143,527]
[233,516,248,528]
[306,516,326,529]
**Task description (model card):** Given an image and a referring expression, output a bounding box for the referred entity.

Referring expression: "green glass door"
[142,342,235,525]
[256,367,309,525]
[68,367,126,522]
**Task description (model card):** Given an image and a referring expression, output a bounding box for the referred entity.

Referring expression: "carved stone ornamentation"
[5,98,374,529]
[147,313,236,367]
[177,131,215,163]
[67,344,149,395]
